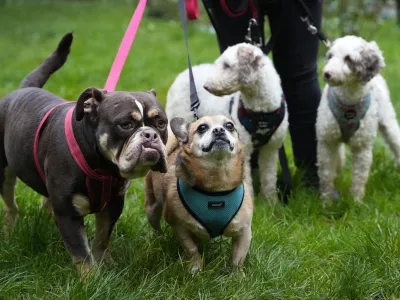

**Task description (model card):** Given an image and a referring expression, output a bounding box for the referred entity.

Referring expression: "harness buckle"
[245,18,262,48]
[192,106,199,121]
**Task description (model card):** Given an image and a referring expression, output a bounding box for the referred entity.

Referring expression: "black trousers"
[202,0,322,173]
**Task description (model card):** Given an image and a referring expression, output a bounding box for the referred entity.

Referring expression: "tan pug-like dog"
[145,115,253,273]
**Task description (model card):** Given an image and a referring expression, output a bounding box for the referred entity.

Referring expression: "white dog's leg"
[349,144,373,202]
[337,144,346,173]
[318,141,341,200]
[379,117,400,167]
[173,226,202,274]
[231,226,252,267]
[258,145,279,203]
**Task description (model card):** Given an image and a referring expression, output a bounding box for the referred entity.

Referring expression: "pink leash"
[104,0,147,92]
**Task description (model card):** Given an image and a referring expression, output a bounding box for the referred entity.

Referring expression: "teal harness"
[177,179,244,238]
[327,87,371,142]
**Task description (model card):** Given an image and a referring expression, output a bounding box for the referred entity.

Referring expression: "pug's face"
[170,115,240,159]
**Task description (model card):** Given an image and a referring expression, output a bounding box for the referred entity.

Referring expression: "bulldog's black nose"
[212,127,225,136]
[141,128,159,143]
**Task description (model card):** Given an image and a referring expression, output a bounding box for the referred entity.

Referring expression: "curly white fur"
[317,36,400,202]
[166,43,288,202]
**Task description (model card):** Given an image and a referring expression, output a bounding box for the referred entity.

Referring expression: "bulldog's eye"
[326,53,333,60]
[157,119,166,129]
[119,122,133,130]
[223,62,231,69]
[224,122,234,131]
[197,124,209,134]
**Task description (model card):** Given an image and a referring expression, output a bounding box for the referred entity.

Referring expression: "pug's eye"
[157,119,166,129]
[326,53,333,60]
[119,122,133,130]
[224,122,234,131]
[197,124,209,134]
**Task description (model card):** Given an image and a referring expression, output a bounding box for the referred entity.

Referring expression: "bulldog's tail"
[19,32,73,89]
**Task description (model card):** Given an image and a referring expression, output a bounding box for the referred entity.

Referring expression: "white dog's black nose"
[141,128,159,143]
[212,127,225,136]
[323,71,332,80]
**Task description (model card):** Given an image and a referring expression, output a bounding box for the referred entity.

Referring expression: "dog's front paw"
[74,259,97,283]
[320,190,340,202]
[93,249,116,267]
[350,188,365,203]
[261,189,279,205]
[188,254,202,276]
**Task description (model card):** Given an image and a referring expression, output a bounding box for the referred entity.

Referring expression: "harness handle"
[178,0,200,121]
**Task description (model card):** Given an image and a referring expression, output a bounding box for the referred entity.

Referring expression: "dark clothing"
[202,0,322,173]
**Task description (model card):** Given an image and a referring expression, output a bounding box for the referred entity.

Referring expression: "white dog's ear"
[237,45,262,68]
[358,40,385,83]
[170,117,190,144]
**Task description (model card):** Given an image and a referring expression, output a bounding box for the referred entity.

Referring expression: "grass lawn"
[2,2,400,299]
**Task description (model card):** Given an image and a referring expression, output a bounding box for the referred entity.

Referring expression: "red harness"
[34,103,129,213]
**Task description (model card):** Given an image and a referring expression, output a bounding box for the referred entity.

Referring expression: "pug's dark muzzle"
[202,136,234,152]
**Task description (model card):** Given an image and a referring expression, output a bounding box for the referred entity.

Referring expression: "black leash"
[295,0,331,47]
[178,0,200,120]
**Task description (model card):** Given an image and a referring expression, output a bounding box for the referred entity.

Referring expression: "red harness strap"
[34,102,71,183]
[34,104,128,213]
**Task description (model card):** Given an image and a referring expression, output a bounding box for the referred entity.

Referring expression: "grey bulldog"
[0,33,168,276]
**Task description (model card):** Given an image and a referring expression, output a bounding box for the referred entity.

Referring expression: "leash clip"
[300,16,317,35]
[245,18,262,48]
[192,106,199,121]
[323,39,332,48]
[300,16,331,48]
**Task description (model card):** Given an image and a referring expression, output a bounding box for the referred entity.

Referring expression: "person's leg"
[265,0,323,188]
[201,0,263,53]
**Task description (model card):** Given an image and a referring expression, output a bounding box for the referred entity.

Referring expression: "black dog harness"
[230,96,286,149]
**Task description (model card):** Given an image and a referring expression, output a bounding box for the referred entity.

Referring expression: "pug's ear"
[170,117,190,144]
[75,87,105,121]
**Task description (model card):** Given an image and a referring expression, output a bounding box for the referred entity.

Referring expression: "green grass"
[1,2,400,299]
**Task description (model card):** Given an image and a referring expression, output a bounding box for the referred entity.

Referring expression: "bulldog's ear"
[170,117,190,144]
[148,88,156,96]
[75,87,105,121]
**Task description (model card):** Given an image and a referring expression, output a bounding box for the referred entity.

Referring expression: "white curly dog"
[166,43,288,202]
[317,36,400,202]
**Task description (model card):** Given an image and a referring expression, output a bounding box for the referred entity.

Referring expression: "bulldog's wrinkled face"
[75,87,168,179]
[170,115,240,159]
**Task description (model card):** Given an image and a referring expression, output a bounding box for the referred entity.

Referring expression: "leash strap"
[295,0,331,47]
[178,0,200,120]
[104,0,147,92]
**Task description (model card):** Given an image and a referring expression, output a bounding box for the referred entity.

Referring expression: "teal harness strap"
[327,87,371,142]
[177,179,244,238]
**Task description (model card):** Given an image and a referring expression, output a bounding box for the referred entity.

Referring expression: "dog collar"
[177,179,244,238]
[327,87,371,142]
[34,103,129,213]
[230,95,286,149]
